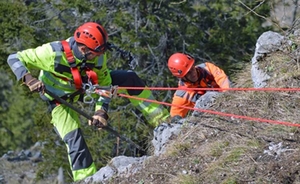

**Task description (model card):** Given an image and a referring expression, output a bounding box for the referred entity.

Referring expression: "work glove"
[88,109,109,130]
[192,91,220,116]
[23,73,45,92]
[170,115,183,124]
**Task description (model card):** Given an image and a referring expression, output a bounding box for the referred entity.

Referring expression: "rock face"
[269,0,300,28]
[251,31,291,87]
[1,142,43,163]
[85,155,148,183]
[0,142,44,183]
[152,123,183,156]
[84,122,186,183]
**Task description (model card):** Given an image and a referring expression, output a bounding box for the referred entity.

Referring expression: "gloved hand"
[192,91,220,116]
[170,115,183,124]
[88,109,109,130]
[23,73,45,92]
[194,91,220,109]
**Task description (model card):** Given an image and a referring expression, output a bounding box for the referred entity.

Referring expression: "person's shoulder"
[48,37,73,45]
[203,62,220,67]
[47,38,70,52]
[65,37,74,41]
[195,63,206,68]
[204,61,215,65]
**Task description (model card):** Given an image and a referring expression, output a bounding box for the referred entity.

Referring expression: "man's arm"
[205,62,230,90]
[7,53,28,81]
[93,54,112,112]
[7,43,56,81]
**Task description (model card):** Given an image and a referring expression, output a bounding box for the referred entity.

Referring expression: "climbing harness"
[61,40,82,89]
[82,82,118,104]
[61,40,98,89]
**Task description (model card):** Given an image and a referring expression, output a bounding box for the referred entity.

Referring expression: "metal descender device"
[83,81,118,104]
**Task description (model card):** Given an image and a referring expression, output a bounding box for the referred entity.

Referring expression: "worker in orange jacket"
[167,52,230,119]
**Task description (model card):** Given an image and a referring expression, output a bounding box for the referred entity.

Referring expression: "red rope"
[118,93,300,128]
[117,86,300,91]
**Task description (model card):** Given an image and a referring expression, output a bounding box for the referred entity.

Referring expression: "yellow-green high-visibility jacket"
[7,37,111,111]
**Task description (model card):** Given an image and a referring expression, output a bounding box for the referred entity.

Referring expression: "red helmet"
[74,22,108,54]
[167,53,195,78]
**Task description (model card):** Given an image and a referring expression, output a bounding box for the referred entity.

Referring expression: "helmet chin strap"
[84,51,93,59]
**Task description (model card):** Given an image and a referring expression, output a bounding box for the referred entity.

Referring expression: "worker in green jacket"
[7,22,169,181]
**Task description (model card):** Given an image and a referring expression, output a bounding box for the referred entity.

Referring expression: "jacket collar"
[69,37,85,61]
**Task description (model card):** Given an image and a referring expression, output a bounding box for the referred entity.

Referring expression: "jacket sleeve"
[93,54,112,112]
[205,62,230,91]
[93,54,112,87]
[170,94,193,118]
[170,81,197,118]
[7,43,55,81]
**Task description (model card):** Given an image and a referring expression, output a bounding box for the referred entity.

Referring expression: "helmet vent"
[82,31,99,45]
[96,26,107,45]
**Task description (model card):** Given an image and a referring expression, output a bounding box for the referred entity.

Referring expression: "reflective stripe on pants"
[51,104,97,181]
[126,88,169,127]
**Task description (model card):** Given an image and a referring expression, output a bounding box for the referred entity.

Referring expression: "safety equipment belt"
[85,69,98,84]
[61,40,99,88]
[61,40,83,89]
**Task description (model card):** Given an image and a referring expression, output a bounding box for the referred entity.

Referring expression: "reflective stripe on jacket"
[170,62,230,117]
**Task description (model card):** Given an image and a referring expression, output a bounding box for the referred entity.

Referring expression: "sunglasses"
[88,43,107,55]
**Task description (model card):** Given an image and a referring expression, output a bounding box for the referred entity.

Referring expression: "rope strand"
[117,86,300,91]
[117,93,299,128]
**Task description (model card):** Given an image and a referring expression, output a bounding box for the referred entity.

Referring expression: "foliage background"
[0,0,288,182]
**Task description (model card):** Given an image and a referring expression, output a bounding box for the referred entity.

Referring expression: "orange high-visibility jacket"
[170,62,230,118]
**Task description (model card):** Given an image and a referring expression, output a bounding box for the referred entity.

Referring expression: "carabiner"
[82,81,96,104]
[94,85,118,98]
[83,95,94,104]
